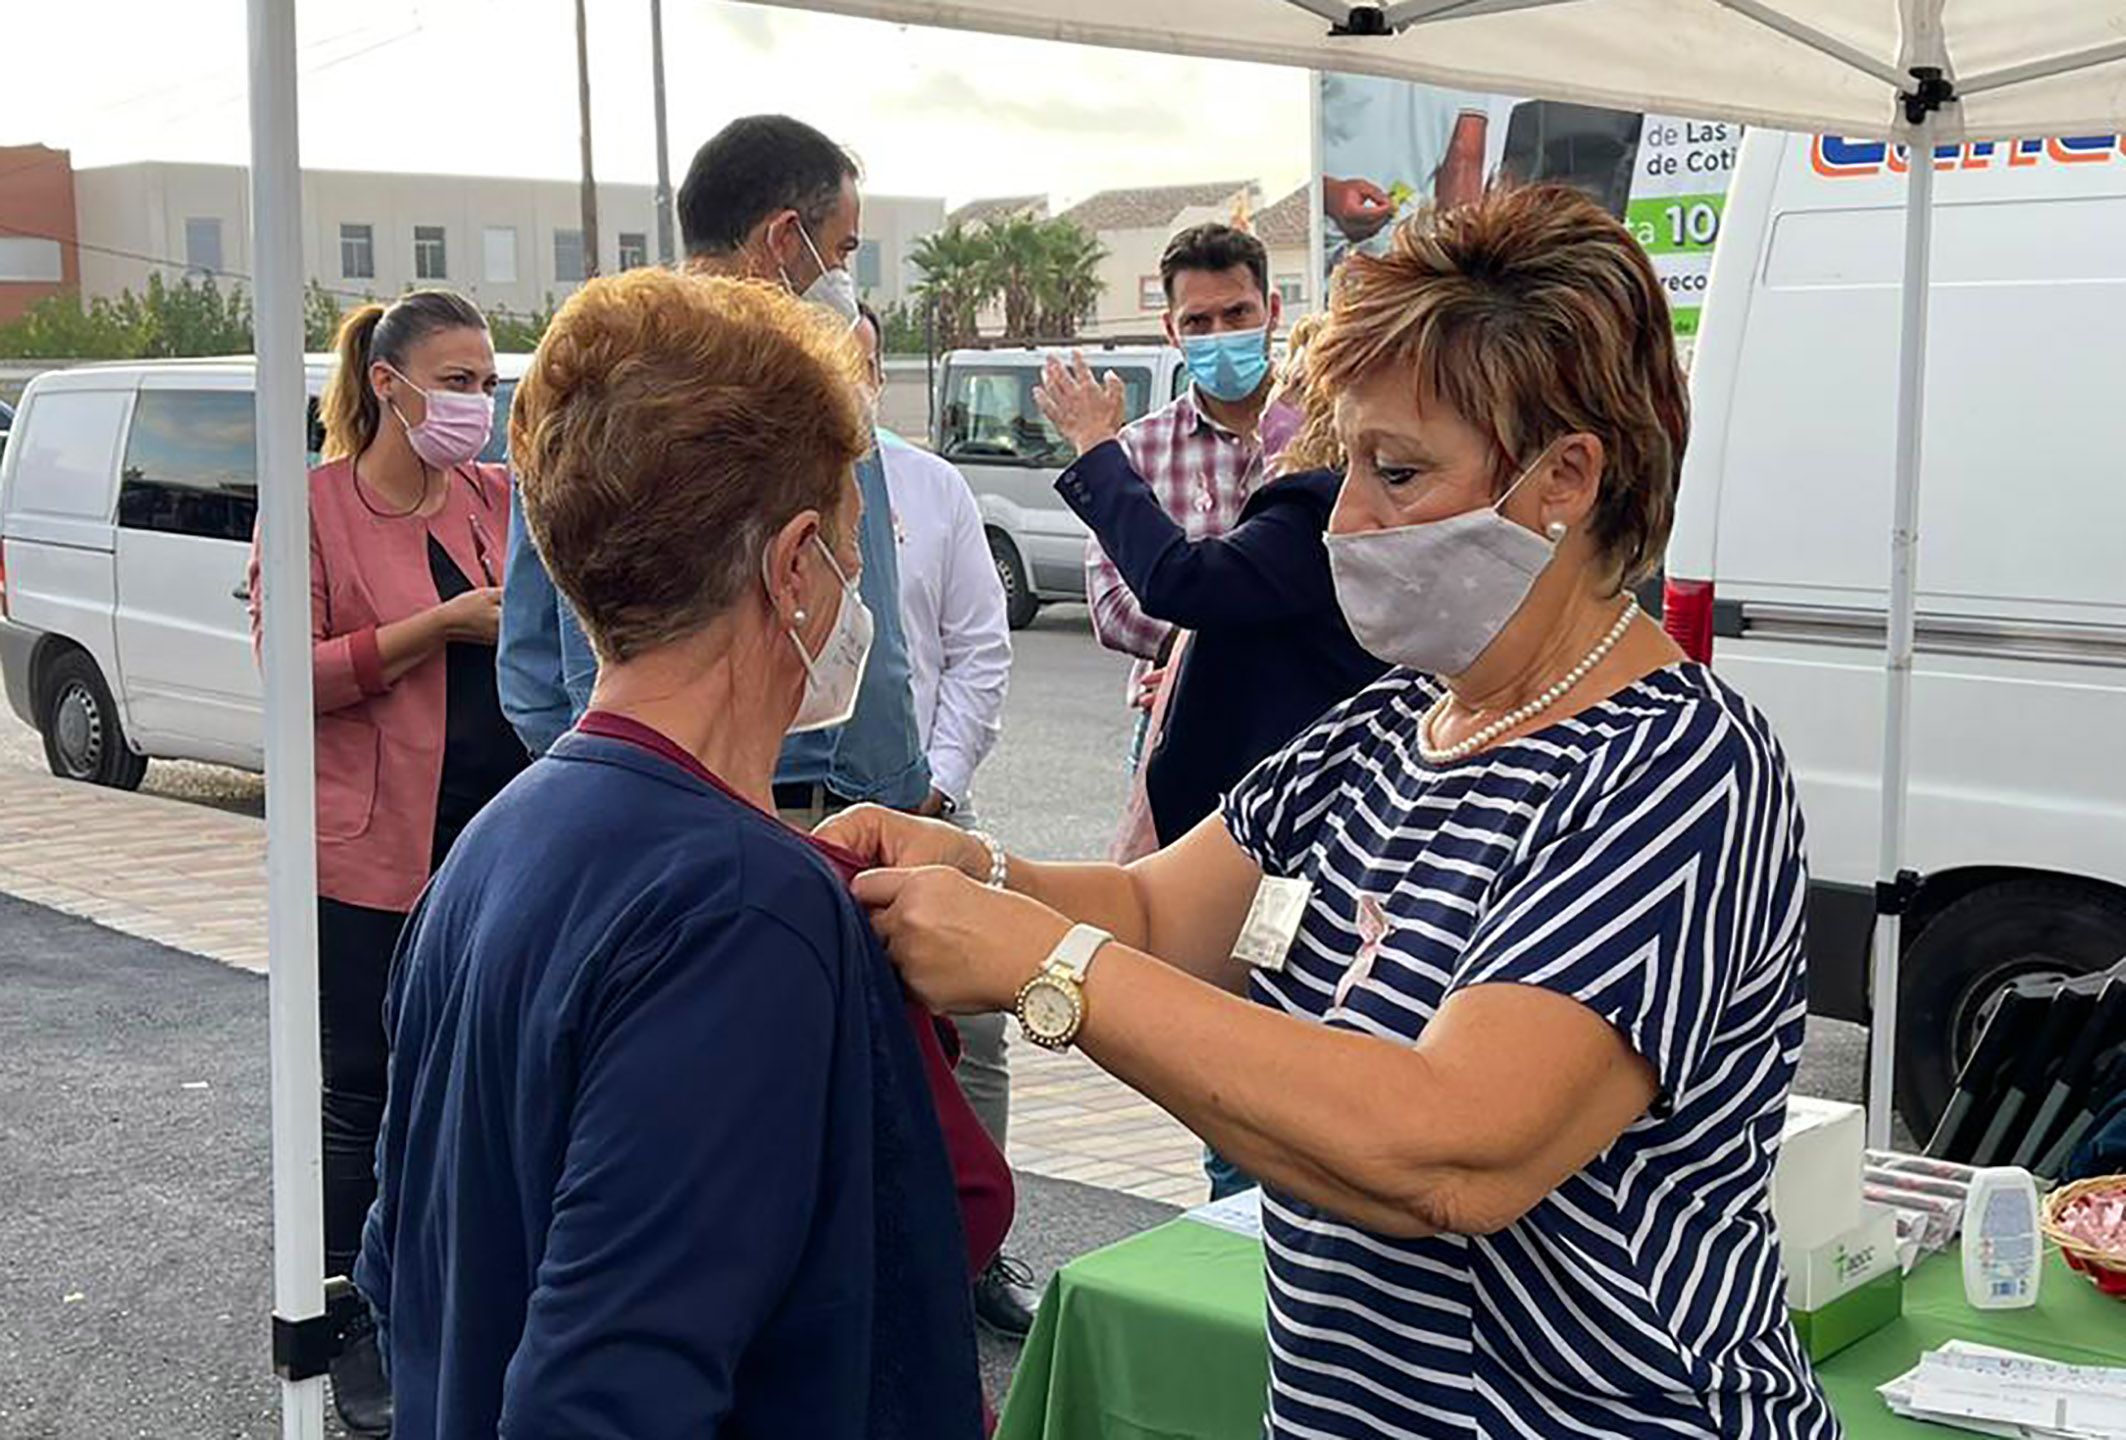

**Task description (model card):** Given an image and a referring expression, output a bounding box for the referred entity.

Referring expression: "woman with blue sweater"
[357,270,996,1440]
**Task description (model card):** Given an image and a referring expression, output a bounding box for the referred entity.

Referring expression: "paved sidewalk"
[0,759,1210,1205]
[0,765,269,973]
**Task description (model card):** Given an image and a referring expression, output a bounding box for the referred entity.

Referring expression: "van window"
[8,389,131,520]
[939,364,1151,466]
[118,390,259,542]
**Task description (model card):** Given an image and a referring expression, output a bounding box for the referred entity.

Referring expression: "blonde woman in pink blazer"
[247,288,525,1434]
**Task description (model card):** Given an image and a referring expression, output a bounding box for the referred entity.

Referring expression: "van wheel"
[37,648,147,790]
[1895,879,2126,1140]
[988,529,1040,631]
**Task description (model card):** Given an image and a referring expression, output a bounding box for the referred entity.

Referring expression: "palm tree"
[982,214,1049,337]
[910,223,998,350]
[1031,220,1107,338]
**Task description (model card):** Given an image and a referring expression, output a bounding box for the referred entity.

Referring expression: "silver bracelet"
[970,829,1008,889]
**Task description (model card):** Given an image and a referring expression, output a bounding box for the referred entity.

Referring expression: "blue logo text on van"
[1813,134,2122,177]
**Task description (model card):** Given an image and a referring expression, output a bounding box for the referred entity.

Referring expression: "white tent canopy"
[246,1,2126,1434]
[758,0,2126,142]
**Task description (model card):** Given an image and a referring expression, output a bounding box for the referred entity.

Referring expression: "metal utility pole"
[650,0,676,266]
[574,0,600,278]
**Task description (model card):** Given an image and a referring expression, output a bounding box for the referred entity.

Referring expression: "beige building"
[1254,184,1318,322]
[944,194,1047,232]
[1058,181,1257,337]
[68,161,942,317]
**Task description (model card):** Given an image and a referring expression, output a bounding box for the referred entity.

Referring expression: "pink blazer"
[249,457,512,913]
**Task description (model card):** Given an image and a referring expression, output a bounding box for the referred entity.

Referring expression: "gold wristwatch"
[1016,923,1110,1052]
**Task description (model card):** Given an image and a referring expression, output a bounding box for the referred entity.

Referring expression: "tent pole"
[1866,106,1937,1150]
[247,0,326,1433]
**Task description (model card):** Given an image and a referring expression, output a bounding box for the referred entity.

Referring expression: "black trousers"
[317,895,405,1281]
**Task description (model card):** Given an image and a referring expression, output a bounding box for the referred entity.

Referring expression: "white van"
[934,340,1186,628]
[1667,129,2126,1135]
[0,355,525,787]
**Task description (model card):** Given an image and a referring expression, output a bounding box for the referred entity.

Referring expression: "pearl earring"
[793,608,808,626]
[1545,520,1568,543]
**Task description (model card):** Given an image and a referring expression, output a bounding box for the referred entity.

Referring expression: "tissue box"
[1773,1098,1865,1251]
[1784,1202,1903,1360]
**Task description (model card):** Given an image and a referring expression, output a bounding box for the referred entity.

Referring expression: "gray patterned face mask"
[1324,448,1559,677]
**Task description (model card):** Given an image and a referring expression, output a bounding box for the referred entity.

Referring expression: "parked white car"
[934,341,1186,628]
[1666,127,2126,1135]
[0,354,526,787]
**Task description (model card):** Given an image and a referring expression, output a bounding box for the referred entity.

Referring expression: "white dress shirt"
[877,432,1012,807]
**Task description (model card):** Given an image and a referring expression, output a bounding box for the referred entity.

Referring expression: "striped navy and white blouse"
[1222,662,1839,1439]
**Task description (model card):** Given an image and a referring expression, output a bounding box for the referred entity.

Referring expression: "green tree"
[139,272,252,357]
[872,300,929,356]
[304,279,344,351]
[910,223,998,351]
[487,295,557,353]
[0,273,258,359]
[982,214,1049,337]
[1030,220,1107,338]
[0,292,136,358]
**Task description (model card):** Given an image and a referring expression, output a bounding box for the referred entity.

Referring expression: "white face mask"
[1324,447,1560,677]
[790,223,860,328]
[772,534,873,733]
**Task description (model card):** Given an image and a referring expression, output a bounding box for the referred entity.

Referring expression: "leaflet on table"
[1314,72,1736,337]
[1186,1187,1264,1240]
[1880,1340,2126,1438]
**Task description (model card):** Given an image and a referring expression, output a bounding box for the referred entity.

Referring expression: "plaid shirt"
[1084,388,1265,690]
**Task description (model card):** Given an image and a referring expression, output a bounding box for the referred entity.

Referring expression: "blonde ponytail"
[319,304,386,461]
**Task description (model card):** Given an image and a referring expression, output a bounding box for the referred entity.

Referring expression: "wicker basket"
[2041,1174,2126,1297]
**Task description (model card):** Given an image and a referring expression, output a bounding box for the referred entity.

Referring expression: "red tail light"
[1663,577,1715,663]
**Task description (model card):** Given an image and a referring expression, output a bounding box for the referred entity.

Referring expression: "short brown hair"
[1310,184,1688,586]
[1160,223,1269,302]
[510,270,870,662]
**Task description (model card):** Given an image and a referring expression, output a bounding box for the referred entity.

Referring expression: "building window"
[617,231,648,270]
[340,223,375,280]
[1275,274,1305,309]
[855,239,882,291]
[483,226,517,284]
[554,229,586,283]
[0,237,63,282]
[414,225,448,281]
[1137,274,1163,312]
[184,218,223,276]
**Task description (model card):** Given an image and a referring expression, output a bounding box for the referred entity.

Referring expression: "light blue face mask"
[1181,326,1271,403]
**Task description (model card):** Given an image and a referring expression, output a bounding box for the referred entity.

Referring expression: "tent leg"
[247,0,327,1433]
[1866,111,1937,1150]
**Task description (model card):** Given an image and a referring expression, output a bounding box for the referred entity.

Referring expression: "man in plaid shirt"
[1039,224,1283,752]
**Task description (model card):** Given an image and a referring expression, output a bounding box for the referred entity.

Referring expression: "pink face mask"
[384,364,493,469]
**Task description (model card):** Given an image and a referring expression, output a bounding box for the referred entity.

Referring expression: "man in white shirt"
[856,307,1036,1336]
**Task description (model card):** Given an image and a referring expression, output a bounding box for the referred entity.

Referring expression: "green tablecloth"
[998,1218,2126,1440]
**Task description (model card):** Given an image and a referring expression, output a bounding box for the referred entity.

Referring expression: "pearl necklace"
[1418,599,1640,764]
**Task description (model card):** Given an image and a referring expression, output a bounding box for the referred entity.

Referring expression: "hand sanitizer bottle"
[1961,1166,2042,1310]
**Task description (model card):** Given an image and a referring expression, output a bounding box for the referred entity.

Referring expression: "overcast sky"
[1,0,1313,211]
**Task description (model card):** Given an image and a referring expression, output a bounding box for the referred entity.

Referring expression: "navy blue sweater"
[356,731,982,1440]
[1057,447,1387,844]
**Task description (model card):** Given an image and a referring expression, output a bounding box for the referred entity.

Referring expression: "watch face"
[1023,978,1078,1039]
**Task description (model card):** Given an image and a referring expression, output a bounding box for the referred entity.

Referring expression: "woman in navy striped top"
[829,185,1838,1438]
